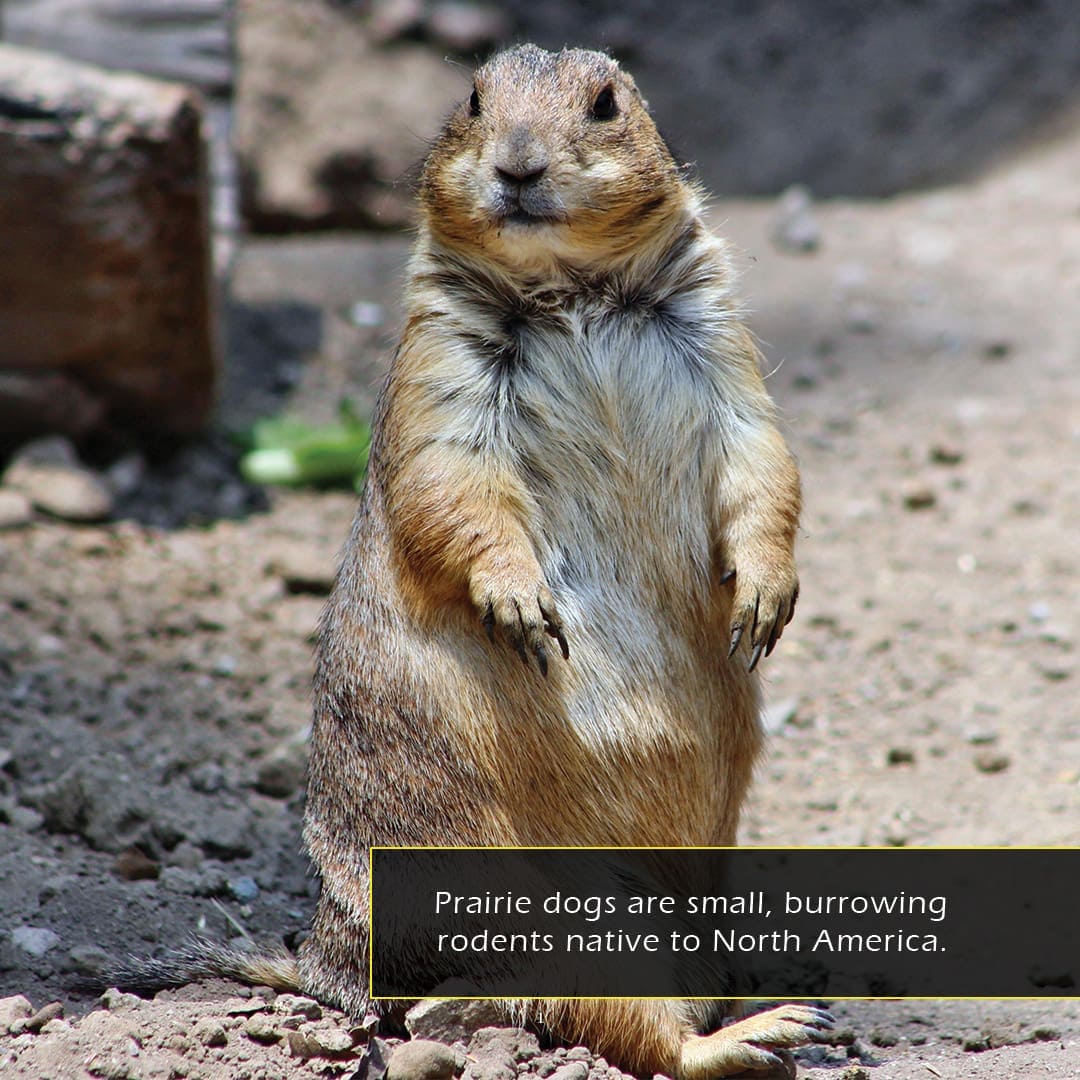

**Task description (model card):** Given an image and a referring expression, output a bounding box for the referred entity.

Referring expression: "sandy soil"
[1,115,1077,1077]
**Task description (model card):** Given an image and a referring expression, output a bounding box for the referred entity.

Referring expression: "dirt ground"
[1,108,1077,1077]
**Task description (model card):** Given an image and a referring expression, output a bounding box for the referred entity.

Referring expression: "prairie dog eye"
[591,85,616,120]
[469,88,481,117]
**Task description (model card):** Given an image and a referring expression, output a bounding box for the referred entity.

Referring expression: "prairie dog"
[299,44,826,1077]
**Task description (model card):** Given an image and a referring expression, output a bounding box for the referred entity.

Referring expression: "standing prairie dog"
[300,44,828,1078]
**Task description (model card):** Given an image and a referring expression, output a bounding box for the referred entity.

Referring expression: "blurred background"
[1,0,1078,486]
[1,4,1078,1075]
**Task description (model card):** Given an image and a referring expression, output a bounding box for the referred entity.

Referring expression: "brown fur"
[297,44,826,1077]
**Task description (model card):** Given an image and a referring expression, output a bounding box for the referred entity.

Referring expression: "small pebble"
[22,1000,63,1033]
[1027,601,1051,623]
[771,184,821,253]
[973,749,1011,774]
[194,1019,228,1047]
[929,444,964,465]
[113,847,160,881]
[387,1039,460,1080]
[100,989,142,1010]
[901,485,936,510]
[275,994,323,1020]
[0,995,34,1034]
[550,1064,589,1080]
[255,741,309,799]
[309,1024,358,1055]
[845,302,879,334]
[4,460,113,522]
[761,697,799,734]
[287,1029,323,1059]
[427,1,510,50]
[65,945,112,977]
[347,300,386,328]
[229,876,261,902]
[245,1013,282,1044]
[11,926,60,958]
[368,0,424,43]
[267,543,336,595]
[0,489,33,529]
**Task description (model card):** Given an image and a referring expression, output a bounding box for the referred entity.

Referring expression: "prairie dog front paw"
[470,561,569,676]
[725,552,799,672]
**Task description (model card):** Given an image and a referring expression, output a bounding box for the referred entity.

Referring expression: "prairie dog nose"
[494,126,549,185]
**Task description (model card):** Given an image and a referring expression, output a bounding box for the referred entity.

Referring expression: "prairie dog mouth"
[502,206,562,226]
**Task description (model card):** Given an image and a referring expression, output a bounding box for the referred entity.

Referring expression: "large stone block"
[0,45,217,446]
[235,0,478,232]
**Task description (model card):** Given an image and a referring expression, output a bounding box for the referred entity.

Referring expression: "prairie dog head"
[419,45,688,274]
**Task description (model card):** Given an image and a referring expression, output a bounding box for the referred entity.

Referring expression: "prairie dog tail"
[105,937,300,997]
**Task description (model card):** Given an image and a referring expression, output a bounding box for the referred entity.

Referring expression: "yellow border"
[367,845,1079,1002]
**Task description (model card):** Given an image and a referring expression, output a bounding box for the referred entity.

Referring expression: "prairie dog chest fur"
[402,229,752,610]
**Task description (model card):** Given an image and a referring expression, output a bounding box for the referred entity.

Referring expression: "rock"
[104,453,147,498]
[406,999,504,1044]
[901,484,937,511]
[973,750,1011,774]
[369,0,426,44]
[113,846,160,881]
[274,994,324,1021]
[245,1012,282,1044]
[305,1022,360,1055]
[771,184,821,253]
[0,489,33,529]
[0,994,34,1034]
[844,302,880,334]
[761,697,798,734]
[193,1018,228,1047]
[929,444,964,465]
[85,1051,138,1080]
[236,0,467,231]
[1027,601,1051,623]
[7,804,44,831]
[869,1029,898,1047]
[26,754,152,853]
[550,1065,589,1080]
[229,875,261,902]
[100,988,142,1011]
[11,926,61,958]
[196,806,255,859]
[255,738,309,798]
[427,2,511,51]
[287,1029,323,1059]
[3,459,114,522]
[387,1039,460,1080]
[363,1036,394,1080]
[267,541,337,595]
[21,1000,63,1033]
[64,945,112,977]
[0,45,216,443]
[466,1027,541,1080]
